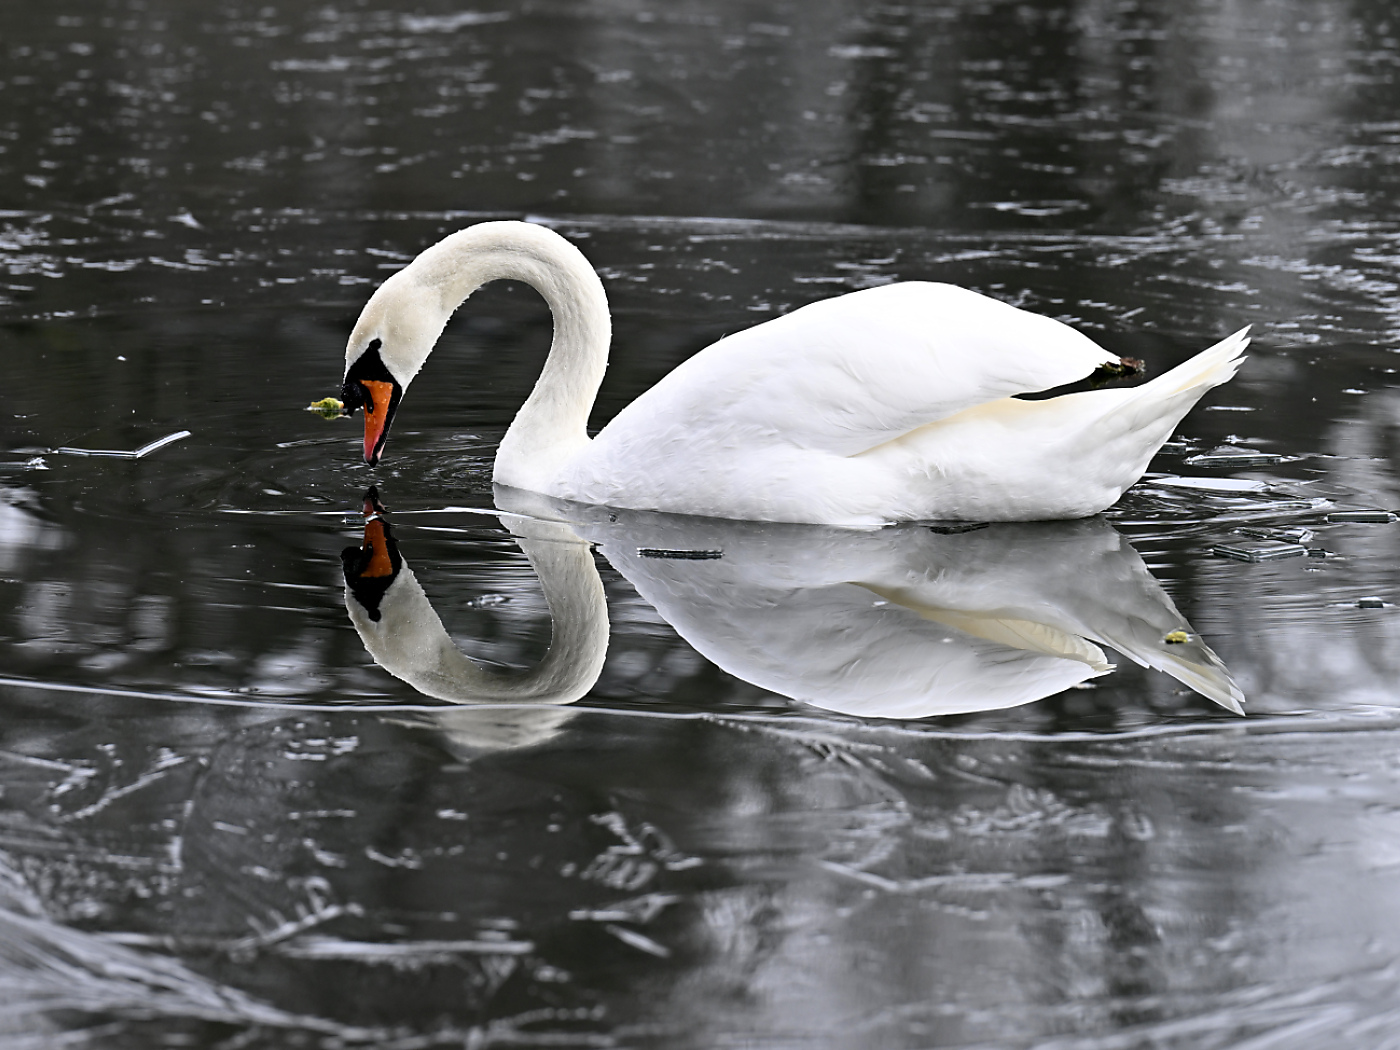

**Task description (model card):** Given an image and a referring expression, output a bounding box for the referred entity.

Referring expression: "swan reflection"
[341,488,606,751]
[342,488,1242,719]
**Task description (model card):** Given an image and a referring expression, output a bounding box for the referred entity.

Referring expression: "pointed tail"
[1136,326,1251,401]
[1094,325,1252,460]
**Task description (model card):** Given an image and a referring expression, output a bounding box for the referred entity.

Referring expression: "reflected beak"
[341,487,401,622]
[357,517,396,578]
[362,485,388,519]
[356,485,394,578]
[358,379,398,466]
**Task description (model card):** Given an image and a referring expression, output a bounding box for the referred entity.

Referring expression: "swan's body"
[341,221,1248,526]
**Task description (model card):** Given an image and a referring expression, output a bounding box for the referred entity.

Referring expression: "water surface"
[2,1,1400,1047]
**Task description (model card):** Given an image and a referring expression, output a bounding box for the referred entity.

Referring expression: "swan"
[340,220,1249,526]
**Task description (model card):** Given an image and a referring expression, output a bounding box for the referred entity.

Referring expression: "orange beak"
[358,379,396,466]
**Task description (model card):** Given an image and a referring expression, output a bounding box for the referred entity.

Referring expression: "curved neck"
[409,222,610,490]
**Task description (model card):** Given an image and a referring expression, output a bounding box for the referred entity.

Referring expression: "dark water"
[3,1,1400,1047]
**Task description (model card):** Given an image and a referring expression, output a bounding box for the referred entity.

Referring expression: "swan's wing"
[599,282,1119,457]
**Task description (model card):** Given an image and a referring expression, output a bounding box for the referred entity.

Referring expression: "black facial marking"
[340,338,390,415]
[341,546,396,622]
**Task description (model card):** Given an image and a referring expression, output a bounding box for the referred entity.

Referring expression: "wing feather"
[597,282,1119,458]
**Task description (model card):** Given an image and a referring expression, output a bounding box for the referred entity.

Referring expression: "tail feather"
[864,326,1252,520]
[1137,325,1251,400]
[1091,326,1251,449]
[1074,325,1252,499]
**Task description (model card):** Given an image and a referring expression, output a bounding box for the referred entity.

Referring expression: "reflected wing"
[864,585,1114,673]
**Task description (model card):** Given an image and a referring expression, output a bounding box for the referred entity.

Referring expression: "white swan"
[340,221,1249,526]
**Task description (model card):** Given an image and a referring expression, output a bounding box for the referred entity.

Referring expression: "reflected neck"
[347,516,608,705]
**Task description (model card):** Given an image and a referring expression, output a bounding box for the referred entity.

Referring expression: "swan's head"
[340,220,609,469]
[341,267,454,466]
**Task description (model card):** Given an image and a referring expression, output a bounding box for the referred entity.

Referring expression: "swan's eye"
[340,338,387,415]
[339,379,364,415]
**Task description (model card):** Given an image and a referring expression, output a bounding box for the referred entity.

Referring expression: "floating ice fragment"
[1212,541,1308,562]
[1326,510,1397,523]
[54,430,191,459]
[569,893,680,924]
[1185,445,1283,468]
[276,935,534,960]
[1237,525,1314,542]
[602,923,671,958]
[1154,475,1270,492]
